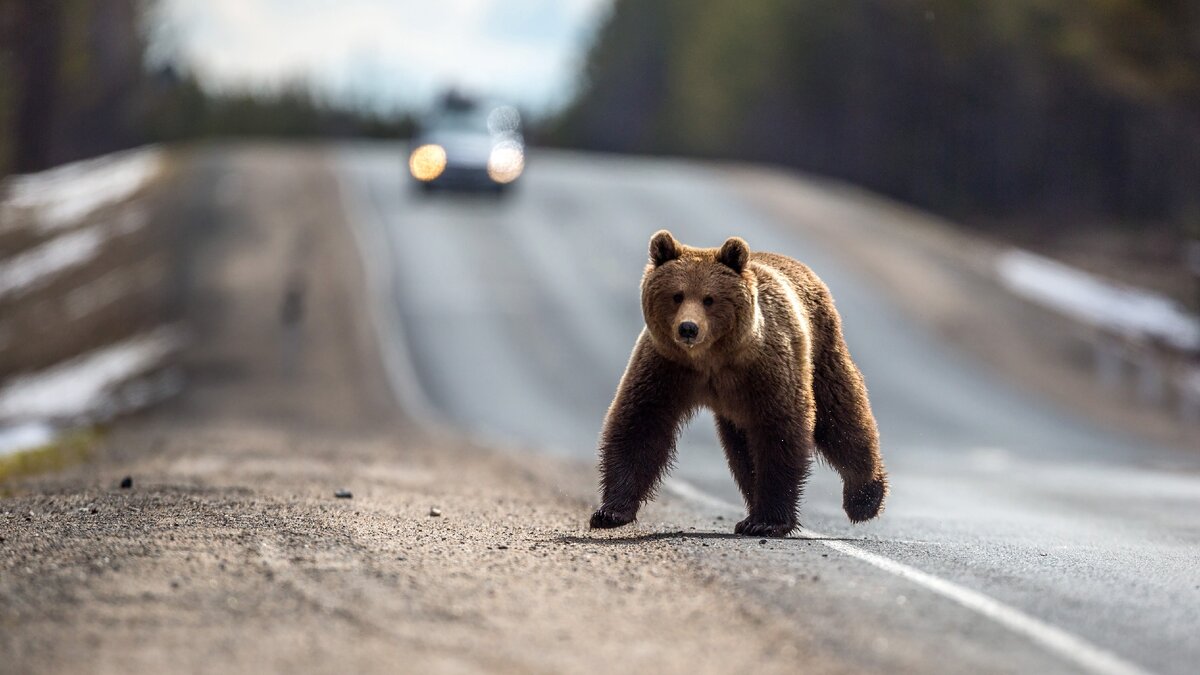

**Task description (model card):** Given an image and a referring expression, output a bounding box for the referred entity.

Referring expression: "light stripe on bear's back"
[754,261,812,360]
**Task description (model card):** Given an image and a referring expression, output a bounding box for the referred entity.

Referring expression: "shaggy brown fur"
[590,230,888,537]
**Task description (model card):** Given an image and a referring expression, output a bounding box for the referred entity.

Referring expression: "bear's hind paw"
[843,477,887,523]
[589,506,635,529]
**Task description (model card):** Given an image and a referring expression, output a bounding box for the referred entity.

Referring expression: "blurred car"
[408,93,525,194]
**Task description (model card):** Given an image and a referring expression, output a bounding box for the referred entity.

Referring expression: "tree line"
[0,0,410,178]
[551,0,1200,238]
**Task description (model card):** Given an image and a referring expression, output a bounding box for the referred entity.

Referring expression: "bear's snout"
[678,321,700,341]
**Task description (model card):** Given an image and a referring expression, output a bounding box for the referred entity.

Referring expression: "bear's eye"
[703,296,714,306]
[672,293,684,304]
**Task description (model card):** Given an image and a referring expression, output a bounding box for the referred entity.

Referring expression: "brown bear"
[590,230,888,537]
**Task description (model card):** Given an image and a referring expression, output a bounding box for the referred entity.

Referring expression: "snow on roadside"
[0,198,151,302]
[0,422,55,458]
[1,146,163,234]
[996,248,1200,351]
[0,326,182,424]
[0,226,104,300]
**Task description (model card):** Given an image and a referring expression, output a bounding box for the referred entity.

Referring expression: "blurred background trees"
[553,0,1200,241]
[0,0,147,174]
[0,0,411,178]
[2,0,1198,247]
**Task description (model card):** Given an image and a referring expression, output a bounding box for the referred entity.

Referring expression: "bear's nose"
[678,321,699,340]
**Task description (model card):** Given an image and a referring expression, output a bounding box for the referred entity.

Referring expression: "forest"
[552,1,1200,239]
[0,0,409,177]
[4,1,1198,244]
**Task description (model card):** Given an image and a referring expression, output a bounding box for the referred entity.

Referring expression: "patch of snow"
[996,249,1200,351]
[0,226,104,300]
[1,146,163,233]
[0,326,181,424]
[0,422,55,458]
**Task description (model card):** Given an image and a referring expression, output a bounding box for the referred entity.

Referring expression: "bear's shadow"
[554,531,859,545]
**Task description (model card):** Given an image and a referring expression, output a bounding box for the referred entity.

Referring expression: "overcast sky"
[150,0,610,113]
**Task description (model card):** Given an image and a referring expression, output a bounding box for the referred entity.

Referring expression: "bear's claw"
[589,506,635,529]
[734,516,796,538]
[843,477,887,523]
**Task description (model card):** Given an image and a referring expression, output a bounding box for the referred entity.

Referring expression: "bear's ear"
[717,237,749,273]
[649,230,680,267]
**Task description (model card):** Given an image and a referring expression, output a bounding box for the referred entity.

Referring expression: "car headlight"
[409,144,447,181]
[487,141,524,184]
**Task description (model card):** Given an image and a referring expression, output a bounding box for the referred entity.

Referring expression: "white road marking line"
[664,478,1151,675]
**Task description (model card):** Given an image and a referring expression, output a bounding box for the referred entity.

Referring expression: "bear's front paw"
[843,476,887,523]
[734,516,796,538]
[589,506,636,529]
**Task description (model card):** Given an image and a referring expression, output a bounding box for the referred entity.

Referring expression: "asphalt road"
[336,144,1200,675]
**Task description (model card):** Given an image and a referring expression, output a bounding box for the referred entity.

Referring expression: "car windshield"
[428,108,489,134]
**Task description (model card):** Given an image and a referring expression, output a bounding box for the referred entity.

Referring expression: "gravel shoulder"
[0,145,846,675]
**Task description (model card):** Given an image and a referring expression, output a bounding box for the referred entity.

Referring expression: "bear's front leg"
[591,335,694,529]
[734,421,812,537]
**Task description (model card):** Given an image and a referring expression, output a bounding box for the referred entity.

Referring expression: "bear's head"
[641,230,758,363]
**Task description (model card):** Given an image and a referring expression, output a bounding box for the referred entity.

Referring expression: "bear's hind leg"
[715,416,755,508]
[812,344,888,523]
